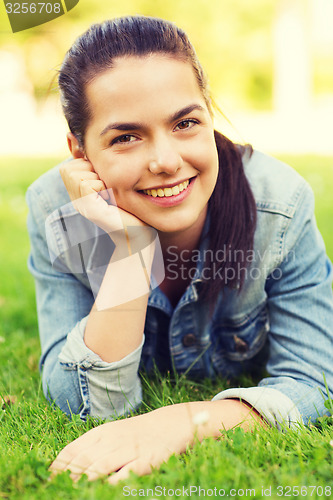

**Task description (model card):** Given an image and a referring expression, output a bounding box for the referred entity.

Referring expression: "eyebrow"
[99,103,206,137]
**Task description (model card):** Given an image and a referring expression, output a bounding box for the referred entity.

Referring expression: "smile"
[142,180,190,197]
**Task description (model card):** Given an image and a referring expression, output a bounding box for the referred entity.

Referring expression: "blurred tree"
[273,0,312,114]
[3,0,330,111]
[0,0,275,108]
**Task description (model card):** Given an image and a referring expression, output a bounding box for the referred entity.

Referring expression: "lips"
[139,176,196,207]
[142,179,190,198]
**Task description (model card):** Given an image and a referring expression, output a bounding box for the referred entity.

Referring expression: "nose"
[148,136,183,175]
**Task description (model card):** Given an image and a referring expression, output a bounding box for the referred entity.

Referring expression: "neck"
[156,207,208,305]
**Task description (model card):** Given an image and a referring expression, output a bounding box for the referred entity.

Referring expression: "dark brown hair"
[58,15,257,307]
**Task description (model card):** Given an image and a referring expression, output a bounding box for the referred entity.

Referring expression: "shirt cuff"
[211,386,303,430]
[58,316,144,419]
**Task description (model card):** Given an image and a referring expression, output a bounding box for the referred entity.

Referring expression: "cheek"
[94,161,133,190]
[191,140,218,178]
[187,130,217,162]
[99,166,143,207]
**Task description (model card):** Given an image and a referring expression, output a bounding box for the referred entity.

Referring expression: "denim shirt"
[26,150,333,428]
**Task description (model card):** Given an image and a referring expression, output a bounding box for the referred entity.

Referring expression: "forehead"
[85,54,207,127]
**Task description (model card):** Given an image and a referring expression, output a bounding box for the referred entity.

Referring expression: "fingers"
[50,445,92,476]
[60,158,107,202]
[59,158,95,178]
[50,439,138,483]
[50,425,103,474]
[51,455,152,485]
[83,447,135,481]
[108,459,153,485]
[73,189,123,233]
[79,179,110,200]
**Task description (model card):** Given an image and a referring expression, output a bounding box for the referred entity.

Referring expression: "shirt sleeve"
[213,182,333,428]
[211,387,302,430]
[26,183,143,421]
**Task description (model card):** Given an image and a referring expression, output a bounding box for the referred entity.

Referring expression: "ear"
[67,132,86,159]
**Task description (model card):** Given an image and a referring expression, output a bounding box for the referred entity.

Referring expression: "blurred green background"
[0,0,333,156]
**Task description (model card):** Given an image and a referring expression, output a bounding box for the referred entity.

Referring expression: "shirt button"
[182,333,197,347]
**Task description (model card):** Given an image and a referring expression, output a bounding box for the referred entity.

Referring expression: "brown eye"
[175,119,198,131]
[113,135,135,144]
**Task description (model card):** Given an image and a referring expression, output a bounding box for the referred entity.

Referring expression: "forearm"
[179,399,266,443]
[84,239,155,362]
[149,399,266,456]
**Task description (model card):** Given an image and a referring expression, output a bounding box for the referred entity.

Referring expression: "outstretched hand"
[50,403,196,484]
[50,400,264,484]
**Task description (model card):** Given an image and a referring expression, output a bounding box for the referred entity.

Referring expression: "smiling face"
[82,54,219,241]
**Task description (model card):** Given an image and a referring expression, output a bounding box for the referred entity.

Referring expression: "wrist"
[110,226,158,258]
[187,399,265,442]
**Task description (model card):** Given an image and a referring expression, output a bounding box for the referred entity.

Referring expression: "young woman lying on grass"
[26,16,333,483]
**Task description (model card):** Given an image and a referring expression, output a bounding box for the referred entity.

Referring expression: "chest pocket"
[211,302,269,363]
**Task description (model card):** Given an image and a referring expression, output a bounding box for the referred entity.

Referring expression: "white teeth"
[143,179,190,197]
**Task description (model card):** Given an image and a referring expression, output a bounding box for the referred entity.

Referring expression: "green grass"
[0,154,333,499]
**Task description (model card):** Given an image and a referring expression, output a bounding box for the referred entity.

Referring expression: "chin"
[154,217,198,235]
